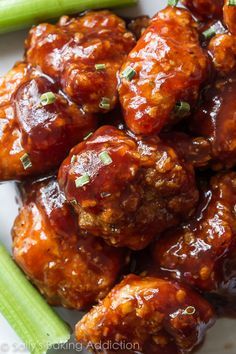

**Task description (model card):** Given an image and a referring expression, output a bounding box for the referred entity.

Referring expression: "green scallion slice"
[168,0,179,6]
[202,26,216,40]
[75,174,90,188]
[70,199,78,206]
[183,306,196,315]
[100,192,112,198]
[99,97,111,110]
[95,64,106,71]
[99,151,113,166]
[227,0,236,5]
[20,153,32,170]
[174,101,191,117]
[40,92,56,106]
[202,21,226,40]
[0,243,71,354]
[71,155,77,164]
[83,132,93,140]
[121,66,136,81]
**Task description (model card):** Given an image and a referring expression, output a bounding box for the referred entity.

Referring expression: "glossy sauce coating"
[223,0,236,35]
[153,172,236,296]
[208,33,236,74]
[118,6,209,135]
[58,126,198,250]
[0,62,96,181]
[0,62,29,180]
[161,132,212,168]
[191,74,236,169]
[182,0,224,20]
[75,274,215,354]
[12,177,129,309]
[25,11,135,113]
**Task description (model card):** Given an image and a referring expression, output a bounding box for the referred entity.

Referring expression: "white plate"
[0,1,235,353]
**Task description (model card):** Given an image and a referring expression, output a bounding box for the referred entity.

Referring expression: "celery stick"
[0,0,137,34]
[0,243,71,354]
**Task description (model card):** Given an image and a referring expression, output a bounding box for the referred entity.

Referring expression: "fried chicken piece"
[0,62,96,181]
[182,0,224,20]
[190,74,236,169]
[153,172,236,299]
[25,11,135,114]
[208,33,236,74]
[12,177,129,310]
[58,125,198,250]
[75,274,215,354]
[118,6,209,135]
[223,0,236,35]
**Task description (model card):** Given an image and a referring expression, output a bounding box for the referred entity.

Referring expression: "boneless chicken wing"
[75,274,215,354]
[25,11,135,113]
[191,74,236,169]
[0,62,96,181]
[12,177,129,309]
[58,125,198,250]
[153,172,236,300]
[118,6,209,135]
[208,33,236,75]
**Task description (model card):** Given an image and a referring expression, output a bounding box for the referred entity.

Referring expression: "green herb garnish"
[99,97,111,110]
[99,151,113,166]
[20,153,32,170]
[121,66,136,81]
[40,92,56,106]
[95,64,106,71]
[174,101,190,117]
[75,174,90,188]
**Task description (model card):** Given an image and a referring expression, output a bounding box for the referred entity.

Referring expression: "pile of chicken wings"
[2,1,236,353]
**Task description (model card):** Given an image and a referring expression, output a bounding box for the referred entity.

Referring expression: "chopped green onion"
[202,27,216,40]
[168,0,179,6]
[174,101,191,117]
[121,66,136,81]
[99,151,113,166]
[227,0,236,5]
[99,97,111,110]
[40,92,56,106]
[75,174,90,188]
[183,306,196,315]
[95,64,106,71]
[202,21,226,40]
[100,192,112,198]
[0,243,71,354]
[71,155,77,164]
[70,199,78,206]
[0,0,137,34]
[20,153,32,170]
[83,132,93,140]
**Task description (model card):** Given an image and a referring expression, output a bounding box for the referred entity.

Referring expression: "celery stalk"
[0,243,71,354]
[0,0,137,34]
